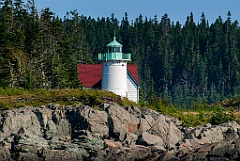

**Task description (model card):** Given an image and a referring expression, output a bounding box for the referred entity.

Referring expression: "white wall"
[102,61,128,97]
[127,74,139,103]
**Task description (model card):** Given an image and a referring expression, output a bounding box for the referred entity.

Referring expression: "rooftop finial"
[114,30,116,41]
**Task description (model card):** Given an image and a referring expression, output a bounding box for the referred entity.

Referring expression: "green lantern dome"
[107,37,123,47]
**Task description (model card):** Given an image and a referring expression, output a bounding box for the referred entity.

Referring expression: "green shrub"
[180,114,200,127]
[0,102,9,110]
[0,87,25,96]
[153,99,181,116]
[210,110,236,125]
[179,112,211,127]
[147,99,240,127]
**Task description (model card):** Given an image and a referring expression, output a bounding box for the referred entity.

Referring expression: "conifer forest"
[1,0,240,107]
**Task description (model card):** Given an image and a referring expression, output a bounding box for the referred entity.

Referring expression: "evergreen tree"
[1,1,240,106]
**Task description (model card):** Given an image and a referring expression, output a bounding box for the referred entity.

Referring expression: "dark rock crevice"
[34,110,48,139]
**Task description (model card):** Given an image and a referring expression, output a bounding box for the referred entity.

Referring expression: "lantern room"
[98,37,131,61]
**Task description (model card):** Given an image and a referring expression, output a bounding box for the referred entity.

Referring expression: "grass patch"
[0,88,132,110]
[0,87,26,96]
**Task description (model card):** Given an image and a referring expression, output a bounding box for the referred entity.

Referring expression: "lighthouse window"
[109,47,121,53]
[114,47,121,52]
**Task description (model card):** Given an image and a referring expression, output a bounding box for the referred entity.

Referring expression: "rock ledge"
[0,103,239,161]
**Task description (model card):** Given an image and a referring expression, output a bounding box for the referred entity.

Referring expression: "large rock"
[137,132,163,146]
[149,114,183,148]
[41,149,84,161]
[208,142,235,157]
[36,107,71,140]
[198,126,227,143]
[123,133,138,145]
[138,117,152,132]
[65,105,109,140]
[77,106,109,138]
[104,139,123,149]
[106,103,140,141]
[0,108,43,138]
[0,146,13,161]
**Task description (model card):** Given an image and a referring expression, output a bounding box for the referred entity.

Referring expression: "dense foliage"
[1,0,240,106]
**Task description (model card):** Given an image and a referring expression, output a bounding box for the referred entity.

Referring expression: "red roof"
[77,64,139,88]
[127,64,139,83]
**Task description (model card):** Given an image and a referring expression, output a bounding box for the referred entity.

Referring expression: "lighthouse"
[78,35,139,102]
[98,36,131,98]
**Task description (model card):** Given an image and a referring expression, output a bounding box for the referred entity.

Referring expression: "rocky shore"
[0,102,240,161]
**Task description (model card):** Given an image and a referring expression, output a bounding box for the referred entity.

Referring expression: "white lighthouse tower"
[98,36,131,97]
